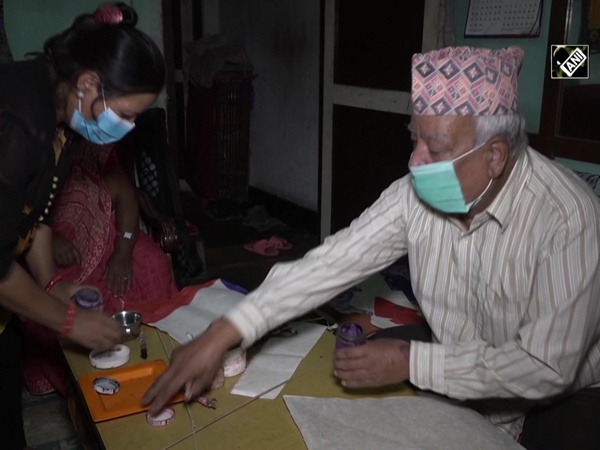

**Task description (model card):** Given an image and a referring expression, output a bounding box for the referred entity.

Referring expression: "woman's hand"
[68,307,124,350]
[47,279,79,305]
[104,251,132,295]
[104,162,138,296]
[333,338,411,388]
[52,235,81,267]
[0,263,118,350]
[142,319,242,414]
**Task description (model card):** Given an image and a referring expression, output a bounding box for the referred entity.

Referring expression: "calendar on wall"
[465,0,543,38]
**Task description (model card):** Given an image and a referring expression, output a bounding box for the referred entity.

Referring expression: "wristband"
[59,303,76,338]
[45,274,63,293]
[118,230,137,241]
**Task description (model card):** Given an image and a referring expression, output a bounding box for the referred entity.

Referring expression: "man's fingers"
[333,353,365,369]
[334,367,378,387]
[144,366,213,414]
[333,348,369,370]
[334,367,370,380]
[184,377,208,402]
[340,377,378,388]
[143,371,183,414]
[141,377,161,406]
[334,344,369,360]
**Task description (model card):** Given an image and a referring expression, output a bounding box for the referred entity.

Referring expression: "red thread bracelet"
[45,274,63,293]
[59,303,76,338]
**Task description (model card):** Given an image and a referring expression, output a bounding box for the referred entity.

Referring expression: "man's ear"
[75,71,101,97]
[487,137,510,179]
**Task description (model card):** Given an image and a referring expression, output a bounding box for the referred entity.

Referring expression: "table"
[61,325,414,449]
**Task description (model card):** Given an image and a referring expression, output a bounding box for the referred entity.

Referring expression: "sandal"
[244,239,279,256]
[267,236,293,250]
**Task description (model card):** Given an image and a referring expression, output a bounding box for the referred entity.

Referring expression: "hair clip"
[93,4,123,25]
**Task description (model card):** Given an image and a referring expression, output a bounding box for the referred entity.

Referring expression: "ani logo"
[551,45,589,79]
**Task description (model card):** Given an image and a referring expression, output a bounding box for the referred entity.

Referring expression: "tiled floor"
[22,390,83,450]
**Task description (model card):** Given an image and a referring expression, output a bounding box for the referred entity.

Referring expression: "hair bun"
[93,2,138,27]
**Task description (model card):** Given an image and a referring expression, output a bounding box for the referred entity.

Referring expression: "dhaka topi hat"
[411,46,524,116]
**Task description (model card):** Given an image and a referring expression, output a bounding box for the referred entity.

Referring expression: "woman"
[0,3,165,448]
[21,137,179,397]
[52,138,178,315]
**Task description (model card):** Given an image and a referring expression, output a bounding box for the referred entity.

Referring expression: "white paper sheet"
[284,395,524,450]
[148,279,246,343]
[231,323,326,399]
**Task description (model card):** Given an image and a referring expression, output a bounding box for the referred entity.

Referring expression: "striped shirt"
[226,148,600,438]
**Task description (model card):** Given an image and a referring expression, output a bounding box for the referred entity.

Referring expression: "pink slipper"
[267,236,293,250]
[244,239,279,256]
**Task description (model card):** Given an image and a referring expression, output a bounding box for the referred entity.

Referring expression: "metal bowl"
[111,311,142,340]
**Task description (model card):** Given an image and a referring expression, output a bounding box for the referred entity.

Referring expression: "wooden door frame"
[535,0,600,164]
[320,0,443,239]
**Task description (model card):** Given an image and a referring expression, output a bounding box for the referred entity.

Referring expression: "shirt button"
[38,216,44,221]
[53,176,58,182]
[49,193,54,199]
[52,183,57,189]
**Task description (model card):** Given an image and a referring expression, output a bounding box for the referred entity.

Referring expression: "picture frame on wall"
[465,0,543,38]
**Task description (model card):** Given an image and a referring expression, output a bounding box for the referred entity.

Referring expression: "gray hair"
[474,113,529,155]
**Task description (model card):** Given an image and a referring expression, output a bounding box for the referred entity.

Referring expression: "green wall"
[4,0,165,105]
[4,0,163,60]
[454,0,552,134]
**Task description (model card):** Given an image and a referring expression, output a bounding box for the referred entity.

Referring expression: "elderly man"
[144,47,600,449]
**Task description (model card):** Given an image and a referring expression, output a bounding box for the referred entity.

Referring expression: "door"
[321,0,446,236]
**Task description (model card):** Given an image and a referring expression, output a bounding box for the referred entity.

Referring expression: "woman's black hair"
[43,2,165,97]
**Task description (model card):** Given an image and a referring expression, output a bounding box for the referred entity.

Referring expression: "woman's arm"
[0,261,67,331]
[25,223,58,287]
[0,260,123,350]
[24,223,74,303]
[103,162,139,294]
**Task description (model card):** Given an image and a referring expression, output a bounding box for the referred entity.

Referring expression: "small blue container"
[74,287,102,311]
[335,322,366,349]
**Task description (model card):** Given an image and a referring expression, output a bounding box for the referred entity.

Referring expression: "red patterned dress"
[22,137,178,396]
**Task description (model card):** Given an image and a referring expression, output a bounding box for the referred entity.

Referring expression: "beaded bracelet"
[59,303,76,338]
[44,274,63,293]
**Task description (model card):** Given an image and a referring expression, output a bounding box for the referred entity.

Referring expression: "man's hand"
[52,235,81,267]
[142,319,242,414]
[333,338,410,388]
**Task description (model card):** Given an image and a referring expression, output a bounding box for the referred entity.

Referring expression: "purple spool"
[335,322,366,350]
[74,287,102,311]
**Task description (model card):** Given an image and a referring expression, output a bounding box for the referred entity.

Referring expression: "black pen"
[139,330,147,359]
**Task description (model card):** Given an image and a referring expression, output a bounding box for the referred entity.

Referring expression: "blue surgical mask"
[70,90,135,144]
[409,141,492,214]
